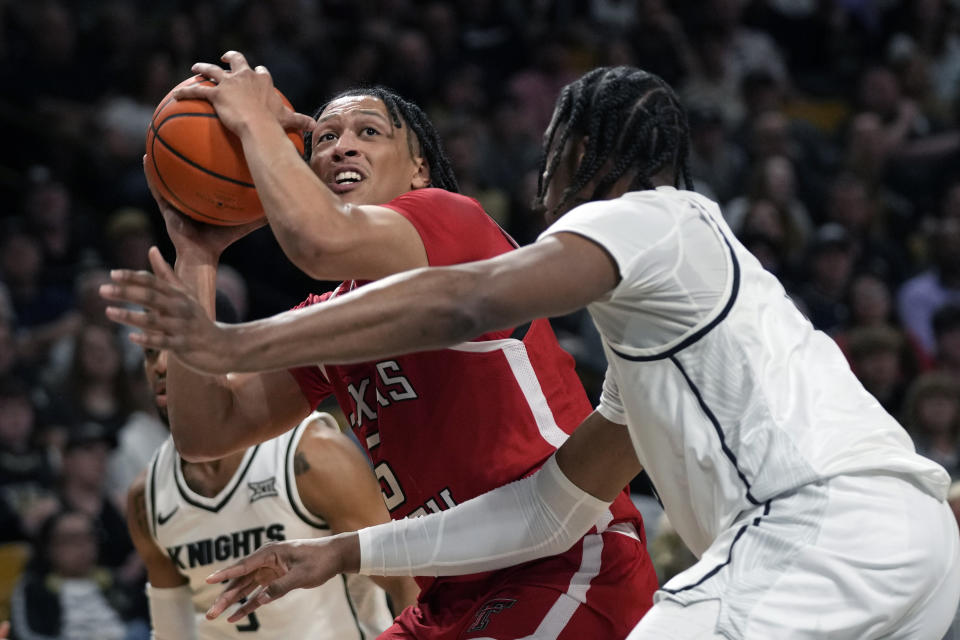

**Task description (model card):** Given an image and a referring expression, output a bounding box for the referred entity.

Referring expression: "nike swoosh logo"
[157,506,179,525]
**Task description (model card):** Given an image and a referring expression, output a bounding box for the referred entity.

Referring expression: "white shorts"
[642,473,960,639]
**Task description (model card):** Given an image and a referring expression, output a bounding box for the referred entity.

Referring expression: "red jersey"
[290,189,592,517]
[289,190,652,623]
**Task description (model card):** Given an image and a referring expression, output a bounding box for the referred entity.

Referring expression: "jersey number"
[236,598,260,632]
[236,613,260,632]
[375,461,406,511]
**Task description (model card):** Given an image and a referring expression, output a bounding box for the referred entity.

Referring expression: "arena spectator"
[902,372,960,478]
[9,509,144,640]
[934,304,960,376]
[898,213,960,356]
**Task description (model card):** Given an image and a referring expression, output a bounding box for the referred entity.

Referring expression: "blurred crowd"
[2,0,960,636]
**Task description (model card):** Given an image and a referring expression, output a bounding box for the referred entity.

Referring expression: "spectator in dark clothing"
[902,372,960,478]
[796,223,856,332]
[0,377,57,539]
[934,304,960,377]
[9,510,142,640]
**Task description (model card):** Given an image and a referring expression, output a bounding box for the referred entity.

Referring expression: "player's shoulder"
[552,188,705,239]
[293,414,370,495]
[126,468,148,507]
[128,438,170,501]
[125,469,153,542]
[385,187,485,219]
[294,413,356,460]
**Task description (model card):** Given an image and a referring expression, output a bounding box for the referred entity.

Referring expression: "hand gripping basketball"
[144,52,313,226]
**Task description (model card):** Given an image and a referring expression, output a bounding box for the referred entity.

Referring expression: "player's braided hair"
[536,66,692,216]
[303,86,459,193]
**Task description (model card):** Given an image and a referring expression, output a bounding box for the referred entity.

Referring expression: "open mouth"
[331,170,364,193]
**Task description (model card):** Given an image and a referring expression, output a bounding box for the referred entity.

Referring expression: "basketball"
[144,75,305,226]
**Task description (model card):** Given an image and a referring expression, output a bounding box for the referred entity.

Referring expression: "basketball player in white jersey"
[126,345,418,639]
[105,66,960,639]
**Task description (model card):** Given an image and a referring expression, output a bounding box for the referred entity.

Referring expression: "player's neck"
[601,167,676,201]
[180,450,248,498]
[648,167,676,189]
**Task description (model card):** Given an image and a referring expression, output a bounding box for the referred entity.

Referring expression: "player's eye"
[362,127,380,136]
[316,132,337,144]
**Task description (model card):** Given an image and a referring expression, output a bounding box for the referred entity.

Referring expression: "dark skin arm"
[126,472,189,589]
[173,51,430,282]
[202,410,642,622]
[148,188,313,462]
[103,226,644,620]
[105,226,631,492]
[292,415,419,613]
[101,232,617,372]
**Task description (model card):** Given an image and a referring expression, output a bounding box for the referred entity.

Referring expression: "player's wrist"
[238,115,287,148]
[329,531,361,575]
[212,323,245,373]
[173,249,221,273]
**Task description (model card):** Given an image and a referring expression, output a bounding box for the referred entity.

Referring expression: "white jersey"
[145,413,395,639]
[542,186,950,557]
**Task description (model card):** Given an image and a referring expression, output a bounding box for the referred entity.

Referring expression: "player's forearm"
[224,234,614,372]
[358,456,611,577]
[167,360,240,460]
[230,266,491,370]
[167,257,242,460]
[239,119,352,279]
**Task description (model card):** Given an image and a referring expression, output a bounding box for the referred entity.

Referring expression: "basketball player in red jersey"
[127,50,657,638]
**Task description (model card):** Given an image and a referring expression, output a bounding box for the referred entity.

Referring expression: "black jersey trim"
[670,355,761,506]
[147,128,241,225]
[510,321,532,341]
[660,500,771,595]
[340,574,367,640]
[173,445,261,513]
[152,114,257,188]
[147,448,161,538]
[285,418,331,530]
[609,203,741,363]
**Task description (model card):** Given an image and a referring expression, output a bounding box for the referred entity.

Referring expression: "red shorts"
[379,524,656,640]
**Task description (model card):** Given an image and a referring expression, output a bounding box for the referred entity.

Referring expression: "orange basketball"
[144,75,305,226]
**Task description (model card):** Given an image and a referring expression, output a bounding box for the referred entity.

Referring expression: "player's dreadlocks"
[536,66,692,216]
[304,86,459,193]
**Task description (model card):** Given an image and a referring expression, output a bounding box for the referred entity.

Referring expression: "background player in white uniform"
[127,345,418,639]
[105,66,960,639]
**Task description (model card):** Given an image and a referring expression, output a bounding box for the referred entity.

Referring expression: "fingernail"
[257,592,271,605]
[110,269,121,278]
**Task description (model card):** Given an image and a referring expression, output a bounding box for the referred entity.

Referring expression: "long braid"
[536,66,692,216]
[304,86,459,193]
[537,86,577,207]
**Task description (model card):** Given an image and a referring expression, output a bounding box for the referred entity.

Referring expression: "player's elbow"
[169,428,228,463]
[543,526,586,557]
[167,408,233,462]
[275,209,358,280]
[431,299,483,342]
[428,270,494,342]
[280,235,331,280]
[171,439,218,463]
